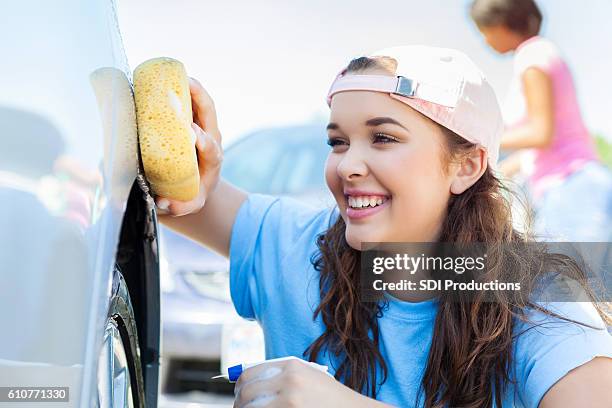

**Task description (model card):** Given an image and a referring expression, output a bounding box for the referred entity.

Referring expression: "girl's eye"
[373,132,397,144]
[326,134,397,148]
[326,137,347,147]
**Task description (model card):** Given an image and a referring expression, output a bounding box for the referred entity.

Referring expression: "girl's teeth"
[347,195,387,209]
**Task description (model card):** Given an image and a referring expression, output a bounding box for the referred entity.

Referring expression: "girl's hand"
[233,357,390,408]
[155,77,223,217]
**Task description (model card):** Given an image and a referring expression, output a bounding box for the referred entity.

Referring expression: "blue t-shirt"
[229,194,612,408]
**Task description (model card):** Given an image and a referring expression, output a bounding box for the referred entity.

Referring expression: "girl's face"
[477,24,524,54]
[325,83,456,250]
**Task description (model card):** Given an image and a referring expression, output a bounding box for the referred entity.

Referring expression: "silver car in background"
[1,0,160,406]
[160,124,333,394]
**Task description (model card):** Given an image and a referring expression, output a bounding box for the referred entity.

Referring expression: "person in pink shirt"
[470,0,612,242]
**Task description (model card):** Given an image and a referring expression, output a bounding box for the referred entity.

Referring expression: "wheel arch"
[115,172,161,407]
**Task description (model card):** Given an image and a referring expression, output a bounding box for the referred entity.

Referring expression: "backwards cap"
[327,45,503,169]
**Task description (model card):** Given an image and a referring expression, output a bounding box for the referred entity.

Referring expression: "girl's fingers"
[155,196,204,217]
[193,123,206,151]
[234,367,283,408]
[235,365,282,397]
[236,358,311,391]
[189,77,222,146]
[242,394,277,408]
[155,197,176,214]
[156,198,170,211]
[192,122,222,177]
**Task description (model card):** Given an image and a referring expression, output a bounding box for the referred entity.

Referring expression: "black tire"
[102,265,147,407]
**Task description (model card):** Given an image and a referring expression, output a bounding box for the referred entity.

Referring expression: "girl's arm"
[155,78,248,258]
[539,356,612,407]
[158,179,247,258]
[500,67,555,150]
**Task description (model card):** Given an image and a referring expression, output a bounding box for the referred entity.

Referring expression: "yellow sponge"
[134,57,199,201]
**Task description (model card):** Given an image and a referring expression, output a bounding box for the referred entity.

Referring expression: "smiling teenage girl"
[155,46,612,407]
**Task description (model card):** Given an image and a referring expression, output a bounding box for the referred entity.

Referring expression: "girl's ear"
[449,146,487,195]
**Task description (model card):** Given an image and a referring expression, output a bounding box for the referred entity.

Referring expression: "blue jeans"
[531,162,612,302]
[533,161,612,242]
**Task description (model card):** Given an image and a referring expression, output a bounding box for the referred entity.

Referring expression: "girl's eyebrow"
[365,116,409,130]
[326,116,409,131]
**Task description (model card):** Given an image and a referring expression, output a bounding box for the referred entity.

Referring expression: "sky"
[117,0,612,145]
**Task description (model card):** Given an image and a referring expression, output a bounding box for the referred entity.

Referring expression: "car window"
[221,125,328,195]
[220,131,285,193]
[284,146,326,194]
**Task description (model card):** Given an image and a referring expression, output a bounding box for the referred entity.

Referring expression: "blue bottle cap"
[228,363,243,382]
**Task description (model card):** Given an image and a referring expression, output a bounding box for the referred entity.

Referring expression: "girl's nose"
[336,146,368,181]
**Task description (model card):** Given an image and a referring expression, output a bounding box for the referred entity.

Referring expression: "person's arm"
[539,356,612,407]
[154,78,247,258]
[500,67,555,150]
[158,179,246,258]
[514,301,612,408]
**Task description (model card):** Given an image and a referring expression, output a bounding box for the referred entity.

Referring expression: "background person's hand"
[155,77,223,217]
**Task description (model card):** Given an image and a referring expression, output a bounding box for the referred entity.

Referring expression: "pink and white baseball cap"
[326,45,503,169]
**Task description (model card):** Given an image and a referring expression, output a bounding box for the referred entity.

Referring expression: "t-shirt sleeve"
[513,302,612,408]
[228,193,335,320]
[514,38,560,76]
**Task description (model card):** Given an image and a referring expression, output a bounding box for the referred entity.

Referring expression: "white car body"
[0,0,160,406]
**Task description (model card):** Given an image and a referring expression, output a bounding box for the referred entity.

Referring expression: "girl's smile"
[345,192,391,220]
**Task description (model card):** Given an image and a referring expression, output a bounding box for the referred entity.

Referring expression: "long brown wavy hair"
[303,56,611,407]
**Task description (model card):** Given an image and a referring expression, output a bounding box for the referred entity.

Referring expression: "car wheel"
[97,265,146,407]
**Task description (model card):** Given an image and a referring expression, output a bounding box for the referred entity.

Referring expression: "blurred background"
[118,0,612,149]
[116,1,612,406]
